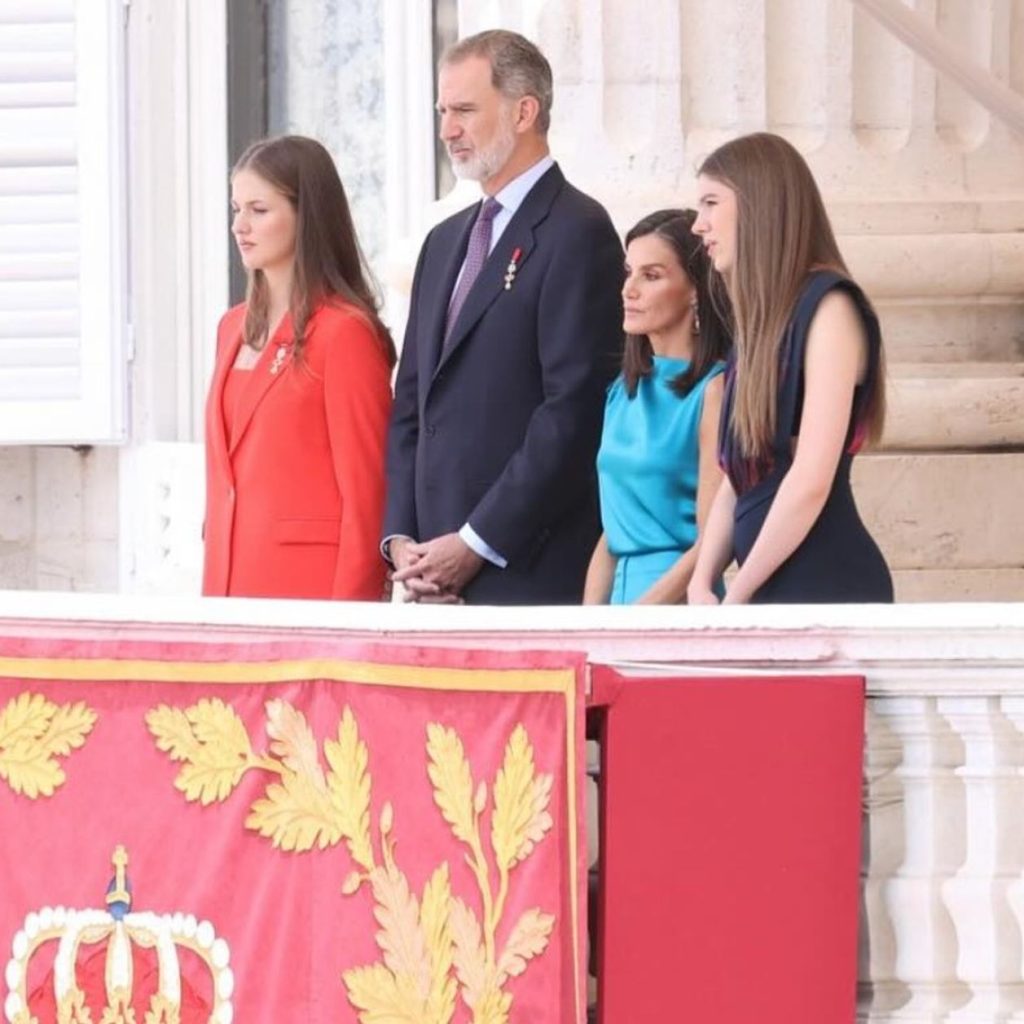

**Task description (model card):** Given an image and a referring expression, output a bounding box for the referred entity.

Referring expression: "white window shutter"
[0,0,127,443]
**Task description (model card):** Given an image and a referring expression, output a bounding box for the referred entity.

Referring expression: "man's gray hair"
[441,29,554,134]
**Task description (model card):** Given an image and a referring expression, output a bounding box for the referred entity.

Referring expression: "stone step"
[828,198,1024,236]
[851,452,1024,577]
[874,299,1024,364]
[882,362,1024,450]
[892,568,1024,602]
[843,232,1024,300]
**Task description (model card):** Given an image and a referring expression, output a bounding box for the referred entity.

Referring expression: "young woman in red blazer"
[203,135,395,600]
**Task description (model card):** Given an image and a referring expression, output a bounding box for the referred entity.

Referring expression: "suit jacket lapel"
[228,314,293,457]
[433,164,564,378]
[208,318,243,482]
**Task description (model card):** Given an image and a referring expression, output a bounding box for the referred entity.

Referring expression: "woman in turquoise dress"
[584,209,732,605]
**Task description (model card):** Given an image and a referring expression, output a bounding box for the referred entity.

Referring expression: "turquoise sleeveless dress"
[596,357,725,604]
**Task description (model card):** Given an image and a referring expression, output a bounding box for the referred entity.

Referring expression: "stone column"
[872,697,965,1020]
[939,697,1024,1021]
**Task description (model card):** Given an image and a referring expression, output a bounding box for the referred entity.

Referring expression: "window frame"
[0,0,129,444]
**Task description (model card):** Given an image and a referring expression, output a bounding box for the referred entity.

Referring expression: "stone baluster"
[935,0,994,149]
[764,0,828,150]
[872,696,966,1021]
[995,697,1024,1023]
[861,702,910,1020]
[938,697,1024,1020]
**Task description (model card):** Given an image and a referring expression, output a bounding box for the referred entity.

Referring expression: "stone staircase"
[845,205,1024,600]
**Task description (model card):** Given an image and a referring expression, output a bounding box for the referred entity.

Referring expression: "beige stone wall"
[0,447,118,592]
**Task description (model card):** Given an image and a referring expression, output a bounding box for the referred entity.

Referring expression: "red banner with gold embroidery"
[0,635,586,1024]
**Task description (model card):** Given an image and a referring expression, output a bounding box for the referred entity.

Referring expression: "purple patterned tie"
[443,197,502,348]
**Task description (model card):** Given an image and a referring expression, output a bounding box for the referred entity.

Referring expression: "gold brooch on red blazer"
[269,342,290,376]
[504,247,522,291]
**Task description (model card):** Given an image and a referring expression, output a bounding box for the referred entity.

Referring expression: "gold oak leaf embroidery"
[492,724,554,871]
[428,722,555,1020]
[425,724,476,845]
[340,720,556,1024]
[449,896,490,1011]
[342,963,423,1021]
[246,701,375,855]
[265,697,326,786]
[147,699,375,859]
[0,692,97,799]
[420,864,457,1024]
[490,724,555,937]
[146,699,252,804]
[246,762,341,851]
[146,697,558,1023]
[342,805,457,1024]
[496,907,556,984]
[324,706,374,869]
[368,863,432,1001]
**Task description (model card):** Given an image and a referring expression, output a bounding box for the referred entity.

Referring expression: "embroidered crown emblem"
[4,846,233,1024]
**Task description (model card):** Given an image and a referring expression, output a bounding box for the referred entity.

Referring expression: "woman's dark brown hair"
[233,135,395,367]
[622,208,731,399]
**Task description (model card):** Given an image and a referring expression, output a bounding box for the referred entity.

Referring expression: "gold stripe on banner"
[0,656,573,693]
[0,654,582,1020]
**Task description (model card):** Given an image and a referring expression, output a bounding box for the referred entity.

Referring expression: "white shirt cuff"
[460,523,507,569]
[380,534,413,566]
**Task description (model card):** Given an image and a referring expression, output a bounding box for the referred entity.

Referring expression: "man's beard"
[449,114,517,183]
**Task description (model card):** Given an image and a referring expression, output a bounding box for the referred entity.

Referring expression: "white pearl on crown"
[217,966,235,1000]
[196,920,214,949]
[211,937,230,968]
[4,990,23,1023]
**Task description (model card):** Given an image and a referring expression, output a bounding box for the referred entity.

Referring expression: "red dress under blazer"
[203,300,392,600]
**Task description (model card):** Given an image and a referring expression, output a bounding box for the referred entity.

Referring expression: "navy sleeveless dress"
[719,270,893,604]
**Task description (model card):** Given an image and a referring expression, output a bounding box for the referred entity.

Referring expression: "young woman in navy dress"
[687,132,892,605]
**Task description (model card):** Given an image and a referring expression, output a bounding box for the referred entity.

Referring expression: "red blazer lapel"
[207,310,244,484]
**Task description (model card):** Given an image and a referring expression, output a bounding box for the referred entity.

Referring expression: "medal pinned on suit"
[504,247,522,290]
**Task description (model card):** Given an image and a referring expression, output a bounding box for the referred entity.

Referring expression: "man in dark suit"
[383,29,623,605]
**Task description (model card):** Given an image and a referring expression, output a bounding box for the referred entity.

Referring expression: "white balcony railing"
[1,594,1023,1021]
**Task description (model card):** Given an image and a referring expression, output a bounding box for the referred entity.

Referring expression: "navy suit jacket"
[384,163,624,604]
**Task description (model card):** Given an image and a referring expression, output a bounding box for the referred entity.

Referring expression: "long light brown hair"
[622,209,731,398]
[233,135,395,367]
[699,132,884,456]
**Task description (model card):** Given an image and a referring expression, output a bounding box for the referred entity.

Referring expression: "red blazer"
[203,301,392,600]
